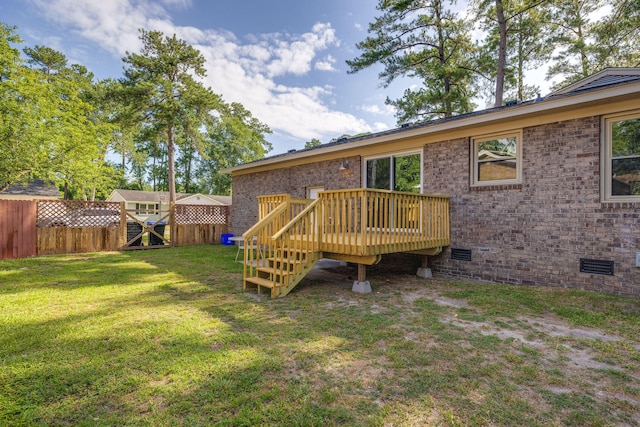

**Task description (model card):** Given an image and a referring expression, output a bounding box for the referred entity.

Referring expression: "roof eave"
[223,80,640,175]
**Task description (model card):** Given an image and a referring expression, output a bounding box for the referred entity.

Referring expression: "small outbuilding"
[0,179,62,201]
[107,189,231,222]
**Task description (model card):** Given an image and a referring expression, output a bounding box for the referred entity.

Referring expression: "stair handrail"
[242,202,287,240]
[269,199,321,288]
[242,202,289,287]
[271,198,320,241]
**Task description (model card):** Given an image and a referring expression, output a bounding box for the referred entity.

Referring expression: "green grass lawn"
[1,245,639,426]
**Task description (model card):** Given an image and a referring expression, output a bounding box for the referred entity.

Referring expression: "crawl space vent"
[451,248,472,261]
[579,258,614,276]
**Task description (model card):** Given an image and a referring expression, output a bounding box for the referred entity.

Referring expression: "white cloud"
[373,122,391,132]
[27,0,374,152]
[29,0,160,55]
[261,23,338,77]
[315,54,337,71]
[361,104,395,115]
[160,0,191,8]
[361,104,383,114]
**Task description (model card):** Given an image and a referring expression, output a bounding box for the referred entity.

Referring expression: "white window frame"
[470,130,523,187]
[362,150,423,193]
[601,110,640,203]
[136,203,157,215]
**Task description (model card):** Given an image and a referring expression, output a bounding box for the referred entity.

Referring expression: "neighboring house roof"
[108,189,231,205]
[549,68,640,96]
[223,67,640,175]
[0,179,62,200]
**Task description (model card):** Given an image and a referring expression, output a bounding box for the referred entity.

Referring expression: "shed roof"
[110,189,231,205]
[1,179,62,198]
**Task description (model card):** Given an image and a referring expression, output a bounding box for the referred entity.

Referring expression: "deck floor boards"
[286,230,446,256]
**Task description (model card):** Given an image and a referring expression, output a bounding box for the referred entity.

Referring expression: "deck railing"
[242,202,288,286]
[255,189,450,258]
[318,189,450,256]
[270,199,322,288]
[246,189,449,296]
[257,194,313,222]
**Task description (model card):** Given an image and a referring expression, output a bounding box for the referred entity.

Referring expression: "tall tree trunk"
[152,144,157,192]
[517,17,524,101]
[495,0,507,107]
[167,126,176,203]
[577,22,589,77]
[184,155,191,194]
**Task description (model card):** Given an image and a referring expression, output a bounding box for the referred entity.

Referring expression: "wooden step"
[257,266,295,276]
[280,249,312,259]
[245,276,276,289]
[266,258,305,270]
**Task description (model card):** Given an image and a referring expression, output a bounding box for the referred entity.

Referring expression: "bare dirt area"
[283,262,640,426]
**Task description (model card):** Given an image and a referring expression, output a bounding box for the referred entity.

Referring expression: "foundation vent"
[451,248,472,261]
[579,258,614,276]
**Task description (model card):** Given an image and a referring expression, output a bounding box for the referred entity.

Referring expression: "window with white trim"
[602,111,640,201]
[136,203,158,214]
[364,152,422,193]
[471,131,522,186]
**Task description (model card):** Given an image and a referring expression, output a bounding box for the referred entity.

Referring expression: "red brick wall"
[426,116,639,296]
[231,156,361,235]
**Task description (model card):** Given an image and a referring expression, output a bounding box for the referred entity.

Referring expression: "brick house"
[224,68,640,297]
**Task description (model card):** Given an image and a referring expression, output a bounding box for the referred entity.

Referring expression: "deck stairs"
[242,199,321,298]
[244,246,320,298]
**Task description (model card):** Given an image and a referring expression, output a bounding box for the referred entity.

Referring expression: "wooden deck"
[290,230,446,258]
[243,189,450,297]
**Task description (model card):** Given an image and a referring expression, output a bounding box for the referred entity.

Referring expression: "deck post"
[358,264,366,282]
[352,264,371,294]
[416,255,432,278]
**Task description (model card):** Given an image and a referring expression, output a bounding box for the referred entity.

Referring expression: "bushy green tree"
[197,102,272,195]
[473,0,549,106]
[0,23,46,191]
[347,0,476,122]
[304,138,322,149]
[1,24,115,199]
[121,29,222,202]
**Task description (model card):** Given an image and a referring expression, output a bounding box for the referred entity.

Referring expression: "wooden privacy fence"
[0,200,37,260]
[37,200,125,255]
[173,204,230,246]
[0,199,230,259]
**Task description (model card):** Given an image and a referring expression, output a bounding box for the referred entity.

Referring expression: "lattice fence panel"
[175,204,229,225]
[37,200,121,228]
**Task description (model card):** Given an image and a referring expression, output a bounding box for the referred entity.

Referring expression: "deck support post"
[417,255,432,279]
[352,264,371,294]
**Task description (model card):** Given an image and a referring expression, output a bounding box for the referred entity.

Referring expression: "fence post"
[170,202,175,247]
[119,201,126,250]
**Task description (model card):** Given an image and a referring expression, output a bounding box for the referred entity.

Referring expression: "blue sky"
[1,0,557,155]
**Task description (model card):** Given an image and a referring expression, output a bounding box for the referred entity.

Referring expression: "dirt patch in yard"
[289,265,640,425]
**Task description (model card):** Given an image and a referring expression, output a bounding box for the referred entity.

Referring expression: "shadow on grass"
[2,245,639,426]
[0,245,382,424]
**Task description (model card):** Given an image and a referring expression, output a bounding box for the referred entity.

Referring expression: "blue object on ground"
[221,233,234,245]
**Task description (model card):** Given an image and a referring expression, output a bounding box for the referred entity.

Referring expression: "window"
[602,111,640,201]
[471,131,522,186]
[364,152,422,193]
[136,203,158,214]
